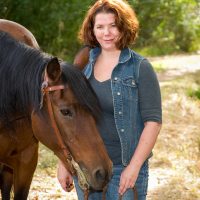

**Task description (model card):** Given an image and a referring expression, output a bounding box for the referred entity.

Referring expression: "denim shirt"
[83,47,146,166]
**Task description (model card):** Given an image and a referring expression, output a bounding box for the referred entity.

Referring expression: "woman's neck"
[100,48,121,60]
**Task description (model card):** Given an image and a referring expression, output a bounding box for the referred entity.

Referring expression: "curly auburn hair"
[78,0,139,49]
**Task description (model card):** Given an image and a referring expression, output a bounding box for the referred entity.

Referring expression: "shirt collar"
[118,48,131,63]
[89,47,131,63]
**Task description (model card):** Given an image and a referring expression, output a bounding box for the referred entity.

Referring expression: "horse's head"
[31,57,112,190]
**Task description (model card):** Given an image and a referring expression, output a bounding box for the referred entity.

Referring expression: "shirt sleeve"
[138,59,162,123]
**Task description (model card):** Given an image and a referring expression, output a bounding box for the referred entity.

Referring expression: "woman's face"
[93,12,120,51]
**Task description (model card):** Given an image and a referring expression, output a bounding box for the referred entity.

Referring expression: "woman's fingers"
[57,160,73,192]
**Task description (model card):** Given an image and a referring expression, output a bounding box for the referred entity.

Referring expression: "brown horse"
[0,22,112,200]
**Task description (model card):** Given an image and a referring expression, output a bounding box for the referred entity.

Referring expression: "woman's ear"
[46,57,61,83]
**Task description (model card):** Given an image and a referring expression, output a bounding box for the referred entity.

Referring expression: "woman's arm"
[119,121,161,195]
[119,59,162,195]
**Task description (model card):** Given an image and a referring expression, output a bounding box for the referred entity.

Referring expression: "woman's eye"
[96,26,102,29]
[60,109,73,118]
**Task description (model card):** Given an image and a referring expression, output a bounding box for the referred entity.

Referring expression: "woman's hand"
[57,160,74,192]
[118,164,140,195]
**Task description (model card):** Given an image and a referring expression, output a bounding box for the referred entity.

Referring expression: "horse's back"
[0,19,39,49]
[73,46,90,70]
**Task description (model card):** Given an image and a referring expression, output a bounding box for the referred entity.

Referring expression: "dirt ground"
[6,54,200,200]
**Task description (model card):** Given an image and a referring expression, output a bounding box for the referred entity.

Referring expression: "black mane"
[0,31,49,122]
[0,31,100,123]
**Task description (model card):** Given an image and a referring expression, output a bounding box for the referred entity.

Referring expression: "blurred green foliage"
[133,0,200,55]
[0,0,199,61]
[188,88,200,100]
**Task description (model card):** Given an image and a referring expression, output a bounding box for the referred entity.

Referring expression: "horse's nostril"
[94,168,106,182]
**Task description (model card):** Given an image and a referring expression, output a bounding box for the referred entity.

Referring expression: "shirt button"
[117,92,121,95]
[114,77,118,81]
[121,129,124,132]
[119,111,122,115]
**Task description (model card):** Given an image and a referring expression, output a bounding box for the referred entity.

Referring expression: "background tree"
[0,0,199,60]
[133,0,200,55]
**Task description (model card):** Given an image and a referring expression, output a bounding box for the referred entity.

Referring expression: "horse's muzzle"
[79,162,112,191]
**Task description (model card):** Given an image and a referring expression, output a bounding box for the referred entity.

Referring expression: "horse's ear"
[46,57,61,82]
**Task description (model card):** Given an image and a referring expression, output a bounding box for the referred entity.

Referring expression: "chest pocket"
[121,77,138,101]
[122,77,137,87]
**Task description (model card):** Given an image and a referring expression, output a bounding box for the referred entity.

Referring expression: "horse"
[0,19,41,200]
[0,29,112,199]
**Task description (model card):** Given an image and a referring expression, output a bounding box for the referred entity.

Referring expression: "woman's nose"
[103,27,110,35]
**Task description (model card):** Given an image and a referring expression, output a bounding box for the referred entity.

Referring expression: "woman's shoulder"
[129,48,146,61]
[128,48,154,69]
[89,47,101,62]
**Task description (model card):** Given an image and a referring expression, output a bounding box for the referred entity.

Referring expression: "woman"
[57,0,162,199]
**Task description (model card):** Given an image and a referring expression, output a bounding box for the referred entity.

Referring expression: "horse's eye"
[60,109,73,118]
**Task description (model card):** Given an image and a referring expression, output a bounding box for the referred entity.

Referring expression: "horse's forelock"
[61,63,101,120]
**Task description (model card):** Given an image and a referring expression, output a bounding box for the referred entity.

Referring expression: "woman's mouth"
[104,39,114,42]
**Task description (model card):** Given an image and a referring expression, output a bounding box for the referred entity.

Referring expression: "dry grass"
[148,70,200,200]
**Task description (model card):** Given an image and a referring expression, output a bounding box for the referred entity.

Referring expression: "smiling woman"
[57,0,162,200]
